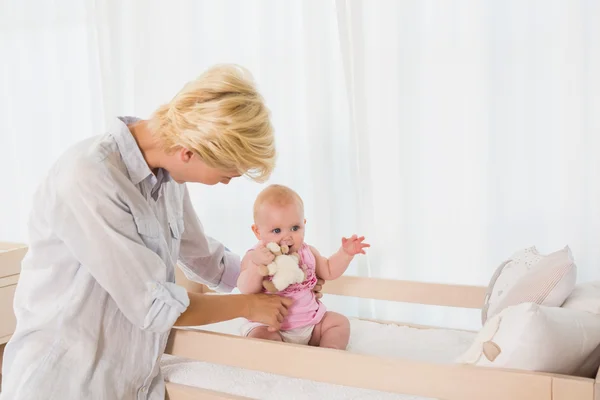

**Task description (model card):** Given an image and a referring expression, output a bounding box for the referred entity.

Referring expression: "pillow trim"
[482,246,573,324]
[481,259,512,324]
[486,261,576,322]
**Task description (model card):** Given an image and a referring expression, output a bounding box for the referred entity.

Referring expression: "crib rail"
[165,274,595,400]
[165,382,253,400]
[165,327,593,400]
[321,275,486,308]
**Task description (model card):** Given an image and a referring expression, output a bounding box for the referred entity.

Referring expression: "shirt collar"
[110,116,172,189]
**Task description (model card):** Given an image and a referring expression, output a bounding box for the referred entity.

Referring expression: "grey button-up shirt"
[1,117,240,400]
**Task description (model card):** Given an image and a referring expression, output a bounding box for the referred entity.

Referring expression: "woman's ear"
[251,224,261,240]
[179,147,194,163]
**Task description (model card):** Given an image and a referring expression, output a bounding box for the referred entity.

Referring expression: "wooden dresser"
[0,242,27,391]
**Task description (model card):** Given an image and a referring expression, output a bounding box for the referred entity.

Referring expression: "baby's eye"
[272,228,281,234]
[291,226,300,232]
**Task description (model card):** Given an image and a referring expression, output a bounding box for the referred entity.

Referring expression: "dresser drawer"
[0,282,17,344]
[0,242,26,345]
[0,243,27,278]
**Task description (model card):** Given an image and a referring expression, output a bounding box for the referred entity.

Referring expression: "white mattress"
[161,318,475,399]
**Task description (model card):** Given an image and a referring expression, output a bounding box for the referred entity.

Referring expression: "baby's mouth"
[280,240,294,251]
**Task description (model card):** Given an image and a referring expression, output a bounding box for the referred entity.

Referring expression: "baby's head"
[252,184,306,253]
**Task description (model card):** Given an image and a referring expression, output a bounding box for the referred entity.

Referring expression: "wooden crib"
[1,243,597,399]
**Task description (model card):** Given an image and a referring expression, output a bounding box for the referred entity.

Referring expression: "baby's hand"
[249,242,275,266]
[341,235,370,256]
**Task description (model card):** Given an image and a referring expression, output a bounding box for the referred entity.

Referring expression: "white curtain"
[1,0,598,329]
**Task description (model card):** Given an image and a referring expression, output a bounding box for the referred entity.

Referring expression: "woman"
[1,65,322,399]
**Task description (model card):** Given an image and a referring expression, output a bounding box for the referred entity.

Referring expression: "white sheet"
[161,318,475,399]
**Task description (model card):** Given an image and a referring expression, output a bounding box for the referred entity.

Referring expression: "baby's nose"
[280,238,293,246]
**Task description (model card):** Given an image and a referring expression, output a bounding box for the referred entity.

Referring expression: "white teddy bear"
[258,242,306,292]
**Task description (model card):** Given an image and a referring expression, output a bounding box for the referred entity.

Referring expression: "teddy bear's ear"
[280,245,289,254]
[266,242,280,254]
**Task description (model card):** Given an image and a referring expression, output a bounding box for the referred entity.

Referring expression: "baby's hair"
[148,64,276,183]
[253,184,304,222]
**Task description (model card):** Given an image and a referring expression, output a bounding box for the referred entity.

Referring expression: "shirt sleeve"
[177,185,240,292]
[51,164,190,334]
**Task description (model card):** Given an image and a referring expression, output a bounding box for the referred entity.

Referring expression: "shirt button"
[141,387,147,392]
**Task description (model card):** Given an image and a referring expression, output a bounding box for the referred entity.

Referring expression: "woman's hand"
[245,293,293,332]
[313,278,325,299]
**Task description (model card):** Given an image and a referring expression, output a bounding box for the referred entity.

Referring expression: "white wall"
[1,0,598,329]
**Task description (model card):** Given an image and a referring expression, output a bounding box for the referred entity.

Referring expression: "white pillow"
[562,281,600,315]
[458,302,600,377]
[481,246,576,323]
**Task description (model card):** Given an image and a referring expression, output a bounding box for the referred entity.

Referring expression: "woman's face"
[165,148,241,185]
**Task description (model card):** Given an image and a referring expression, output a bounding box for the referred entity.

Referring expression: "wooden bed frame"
[167,272,599,400]
[1,244,598,399]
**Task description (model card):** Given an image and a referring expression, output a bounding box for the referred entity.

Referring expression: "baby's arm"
[311,235,370,280]
[237,243,275,294]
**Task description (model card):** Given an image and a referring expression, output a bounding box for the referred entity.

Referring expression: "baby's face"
[254,202,306,253]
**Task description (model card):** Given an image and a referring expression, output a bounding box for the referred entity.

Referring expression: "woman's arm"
[177,185,241,292]
[52,165,191,334]
[174,292,292,331]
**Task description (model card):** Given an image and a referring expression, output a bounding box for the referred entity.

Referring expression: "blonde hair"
[253,184,304,222]
[148,64,275,182]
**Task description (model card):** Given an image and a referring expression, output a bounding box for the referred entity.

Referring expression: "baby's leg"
[247,326,283,342]
[309,312,350,350]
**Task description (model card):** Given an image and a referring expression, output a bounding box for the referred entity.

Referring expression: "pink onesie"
[247,243,326,331]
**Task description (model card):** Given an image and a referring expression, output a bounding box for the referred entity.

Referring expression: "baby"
[237,184,369,349]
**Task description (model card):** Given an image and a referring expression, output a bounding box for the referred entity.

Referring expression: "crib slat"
[322,275,487,309]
